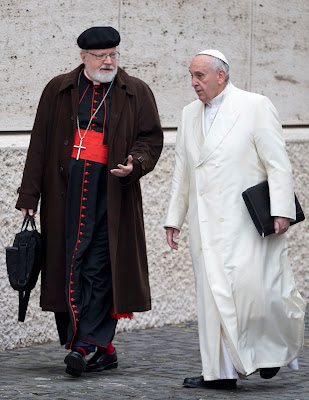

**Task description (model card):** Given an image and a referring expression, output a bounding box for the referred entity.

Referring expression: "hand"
[110,155,133,177]
[166,227,180,250]
[21,208,36,218]
[274,216,290,235]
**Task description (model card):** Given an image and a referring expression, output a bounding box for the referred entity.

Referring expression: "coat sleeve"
[164,110,190,231]
[253,96,296,220]
[16,82,52,211]
[119,84,163,185]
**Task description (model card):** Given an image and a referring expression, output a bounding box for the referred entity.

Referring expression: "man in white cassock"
[164,50,306,390]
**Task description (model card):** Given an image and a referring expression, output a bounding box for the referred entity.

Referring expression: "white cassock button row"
[220,217,224,222]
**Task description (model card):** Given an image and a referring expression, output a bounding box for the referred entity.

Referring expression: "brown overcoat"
[16,65,163,313]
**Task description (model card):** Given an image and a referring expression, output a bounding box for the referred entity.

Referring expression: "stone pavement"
[0,311,308,400]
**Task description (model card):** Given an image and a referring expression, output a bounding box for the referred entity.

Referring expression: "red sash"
[71,129,108,164]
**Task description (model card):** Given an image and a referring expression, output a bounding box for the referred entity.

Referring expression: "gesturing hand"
[110,155,133,177]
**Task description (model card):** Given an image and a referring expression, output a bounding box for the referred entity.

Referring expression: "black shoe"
[183,376,237,390]
[85,348,118,372]
[64,349,86,377]
[260,367,280,379]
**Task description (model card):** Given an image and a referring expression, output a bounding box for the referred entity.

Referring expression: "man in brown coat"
[16,26,163,377]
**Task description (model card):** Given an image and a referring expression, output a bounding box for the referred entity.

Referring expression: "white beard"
[85,64,118,83]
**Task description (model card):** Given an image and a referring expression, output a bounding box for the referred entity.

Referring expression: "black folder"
[242,180,305,237]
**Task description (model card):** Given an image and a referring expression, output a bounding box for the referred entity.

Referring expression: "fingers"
[110,165,131,177]
[166,229,173,248]
[274,219,280,234]
[274,217,290,235]
[21,208,35,217]
[110,155,134,177]
[127,154,133,165]
[166,228,180,250]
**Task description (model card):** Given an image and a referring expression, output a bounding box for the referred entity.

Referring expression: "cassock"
[64,70,128,351]
[165,82,306,380]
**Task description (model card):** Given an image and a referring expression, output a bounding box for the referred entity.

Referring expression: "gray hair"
[209,57,229,82]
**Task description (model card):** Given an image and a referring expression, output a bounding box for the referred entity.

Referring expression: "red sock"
[74,346,87,356]
[106,343,115,354]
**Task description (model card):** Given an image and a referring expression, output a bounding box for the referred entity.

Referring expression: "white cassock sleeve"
[253,96,296,220]
[164,111,190,230]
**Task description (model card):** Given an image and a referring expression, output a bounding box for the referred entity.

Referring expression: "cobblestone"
[0,311,308,399]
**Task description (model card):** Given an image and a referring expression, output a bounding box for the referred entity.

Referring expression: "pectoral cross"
[74,139,86,160]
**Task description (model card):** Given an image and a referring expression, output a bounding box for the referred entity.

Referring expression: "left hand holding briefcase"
[242,180,305,237]
[5,214,42,322]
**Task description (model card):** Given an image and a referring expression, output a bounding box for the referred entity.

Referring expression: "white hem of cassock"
[219,336,239,379]
[204,336,299,380]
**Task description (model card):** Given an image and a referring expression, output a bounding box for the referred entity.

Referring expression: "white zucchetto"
[197,49,229,65]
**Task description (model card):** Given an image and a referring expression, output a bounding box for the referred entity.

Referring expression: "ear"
[217,69,226,84]
[80,51,86,64]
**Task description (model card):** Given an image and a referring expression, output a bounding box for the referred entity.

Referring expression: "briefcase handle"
[21,213,37,232]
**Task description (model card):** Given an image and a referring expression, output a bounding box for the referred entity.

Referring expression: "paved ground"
[0,311,308,400]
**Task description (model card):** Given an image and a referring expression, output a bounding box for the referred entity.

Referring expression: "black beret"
[77,26,120,49]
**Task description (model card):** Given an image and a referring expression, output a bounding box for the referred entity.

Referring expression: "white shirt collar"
[83,69,101,86]
[207,82,230,107]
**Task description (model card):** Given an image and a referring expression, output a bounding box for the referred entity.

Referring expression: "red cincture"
[71,84,108,164]
[71,129,108,164]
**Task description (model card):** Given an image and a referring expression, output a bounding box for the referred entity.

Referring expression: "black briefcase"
[6,214,42,322]
[242,180,305,237]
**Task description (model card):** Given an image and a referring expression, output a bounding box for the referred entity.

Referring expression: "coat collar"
[59,65,83,91]
[58,64,135,96]
[196,82,240,166]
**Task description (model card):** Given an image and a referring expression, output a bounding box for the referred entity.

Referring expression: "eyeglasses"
[85,51,120,61]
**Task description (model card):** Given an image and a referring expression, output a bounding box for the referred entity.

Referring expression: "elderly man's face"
[80,47,118,83]
[189,55,225,104]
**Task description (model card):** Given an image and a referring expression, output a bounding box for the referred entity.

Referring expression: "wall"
[1,134,308,350]
[1,0,308,130]
[0,0,308,349]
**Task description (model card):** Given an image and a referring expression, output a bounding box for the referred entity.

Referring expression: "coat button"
[61,192,66,198]
[220,217,224,222]
[64,140,69,146]
[70,116,74,120]
[59,166,64,173]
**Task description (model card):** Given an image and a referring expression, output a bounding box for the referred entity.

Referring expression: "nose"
[191,77,198,87]
[104,55,113,64]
